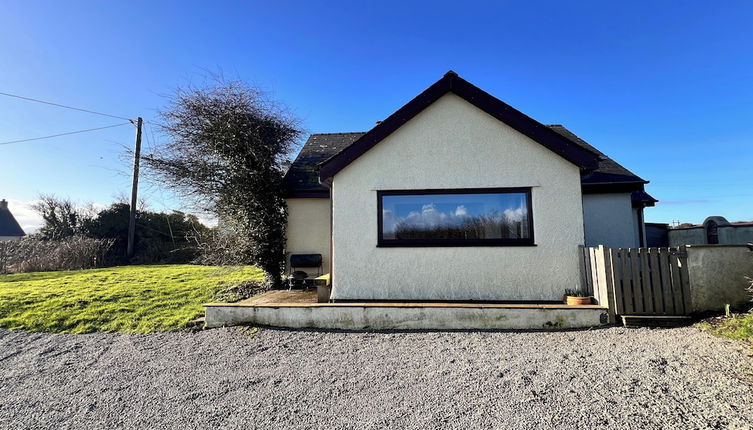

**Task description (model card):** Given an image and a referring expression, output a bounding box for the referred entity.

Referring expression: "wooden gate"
[579,245,691,320]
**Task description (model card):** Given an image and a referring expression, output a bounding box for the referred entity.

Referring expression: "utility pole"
[126,117,143,259]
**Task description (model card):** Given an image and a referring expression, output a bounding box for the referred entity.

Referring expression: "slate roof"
[283,132,365,196]
[0,200,25,237]
[631,190,658,207]
[319,72,600,179]
[283,125,648,196]
[547,125,647,185]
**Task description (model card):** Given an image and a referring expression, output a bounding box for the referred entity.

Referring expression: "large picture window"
[377,188,534,247]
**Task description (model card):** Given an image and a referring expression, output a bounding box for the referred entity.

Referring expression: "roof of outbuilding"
[546,125,647,185]
[631,190,658,207]
[283,125,648,196]
[0,200,26,237]
[282,132,366,197]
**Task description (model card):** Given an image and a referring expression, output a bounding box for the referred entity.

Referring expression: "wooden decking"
[208,290,606,310]
[241,290,318,305]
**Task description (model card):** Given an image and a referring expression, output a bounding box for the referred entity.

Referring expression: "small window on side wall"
[377,188,534,247]
[706,221,719,244]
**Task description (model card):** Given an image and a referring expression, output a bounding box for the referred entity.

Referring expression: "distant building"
[0,199,26,241]
[645,222,670,247]
[667,216,753,246]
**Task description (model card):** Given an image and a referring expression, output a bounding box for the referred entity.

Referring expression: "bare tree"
[142,79,302,288]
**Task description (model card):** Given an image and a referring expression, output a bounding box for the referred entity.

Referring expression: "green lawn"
[0,265,264,334]
[699,313,753,346]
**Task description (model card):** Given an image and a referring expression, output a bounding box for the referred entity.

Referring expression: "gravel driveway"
[1,326,751,429]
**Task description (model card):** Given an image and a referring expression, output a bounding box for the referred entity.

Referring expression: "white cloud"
[5,199,110,235]
[6,199,43,234]
[384,203,529,235]
[4,198,217,236]
[503,207,527,223]
[393,203,482,231]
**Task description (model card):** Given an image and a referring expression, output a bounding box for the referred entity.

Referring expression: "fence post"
[678,245,692,314]
[577,245,588,292]
[588,247,599,304]
[596,245,617,323]
[589,246,600,303]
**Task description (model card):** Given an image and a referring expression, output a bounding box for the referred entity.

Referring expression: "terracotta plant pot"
[565,296,592,306]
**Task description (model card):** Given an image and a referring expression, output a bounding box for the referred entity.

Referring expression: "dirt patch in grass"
[212,279,269,303]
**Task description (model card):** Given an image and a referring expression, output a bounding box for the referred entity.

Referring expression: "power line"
[145,119,169,130]
[0,91,134,121]
[0,122,133,145]
[143,122,154,149]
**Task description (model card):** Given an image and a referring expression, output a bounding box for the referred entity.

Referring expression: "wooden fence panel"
[579,246,690,317]
[659,248,675,315]
[608,247,623,316]
[592,246,615,322]
[586,247,595,296]
[639,249,653,313]
[669,250,684,314]
[630,249,644,313]
[578,246,591,293]
[648,248,664,314]
[602,247,617,322]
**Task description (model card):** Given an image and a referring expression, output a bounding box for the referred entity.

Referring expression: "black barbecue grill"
[287,254,323,289]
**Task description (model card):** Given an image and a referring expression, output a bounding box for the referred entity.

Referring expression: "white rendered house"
[282,72,655,302]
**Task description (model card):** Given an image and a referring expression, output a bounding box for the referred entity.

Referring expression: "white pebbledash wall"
[582,193,641,248]
[285,198,330,275]
[330,93,585,301]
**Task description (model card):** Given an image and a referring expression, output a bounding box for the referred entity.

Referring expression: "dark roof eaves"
[286,129,648,194]
[319,72,600,180]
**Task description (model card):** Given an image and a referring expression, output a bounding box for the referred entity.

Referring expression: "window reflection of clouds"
[381,193,530,240]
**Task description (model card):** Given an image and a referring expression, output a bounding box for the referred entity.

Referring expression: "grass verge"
[698,312,753,346]
[0,265,264,334]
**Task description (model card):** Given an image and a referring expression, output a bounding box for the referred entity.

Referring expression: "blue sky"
[1,1,752,231]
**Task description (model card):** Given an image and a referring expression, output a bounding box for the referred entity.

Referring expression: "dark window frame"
[376,187,535,247]
[706,221,719,244]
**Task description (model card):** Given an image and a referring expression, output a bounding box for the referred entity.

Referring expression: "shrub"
[189,221,255,267]
[83,203,208,265]
[0,236,114,274]
[564,288,589,297]
[142,79,302,288]
[32,194,94,240]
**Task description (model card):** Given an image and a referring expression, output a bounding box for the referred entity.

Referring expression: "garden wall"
[686,245,752,313]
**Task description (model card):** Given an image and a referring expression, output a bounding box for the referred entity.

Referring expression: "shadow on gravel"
[227,323,645,335]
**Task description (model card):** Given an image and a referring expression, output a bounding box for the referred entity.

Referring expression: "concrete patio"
[204,291,609,330]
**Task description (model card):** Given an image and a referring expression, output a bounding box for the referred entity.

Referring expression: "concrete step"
[205,302,610,330]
